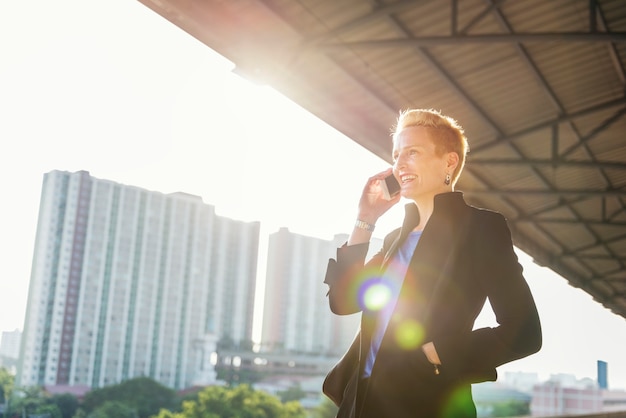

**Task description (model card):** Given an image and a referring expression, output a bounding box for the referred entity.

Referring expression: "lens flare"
[395,319,424,350]
[353,268,402,312]
[362,282,392,311]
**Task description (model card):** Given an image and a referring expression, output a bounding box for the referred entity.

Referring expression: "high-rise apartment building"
[0,329,22,372]
[261,228,381,356]
[0,329,22,361]
[18,170,260,390]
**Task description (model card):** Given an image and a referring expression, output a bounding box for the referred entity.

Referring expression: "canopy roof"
[138,0,626,319]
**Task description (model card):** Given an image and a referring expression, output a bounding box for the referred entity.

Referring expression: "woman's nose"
[394,153,406,169]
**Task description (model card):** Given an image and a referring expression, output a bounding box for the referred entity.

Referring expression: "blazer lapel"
[414,203,472,328]
[392,194,469,327]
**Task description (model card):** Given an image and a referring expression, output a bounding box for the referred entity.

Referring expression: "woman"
[323,109,542,417]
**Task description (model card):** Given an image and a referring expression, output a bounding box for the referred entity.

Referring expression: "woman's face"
[392,126,453,202]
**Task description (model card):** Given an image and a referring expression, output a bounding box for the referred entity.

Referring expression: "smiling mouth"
[401,174,417,184]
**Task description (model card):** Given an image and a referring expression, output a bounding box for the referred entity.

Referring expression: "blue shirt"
[363,230,422,377]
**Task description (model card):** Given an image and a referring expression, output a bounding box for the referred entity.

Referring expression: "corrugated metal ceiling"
[137,0,626,319]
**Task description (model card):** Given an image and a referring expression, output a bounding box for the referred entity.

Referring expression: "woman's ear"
[446,151,459,172]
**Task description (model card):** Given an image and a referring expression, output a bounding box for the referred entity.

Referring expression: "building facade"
[0,329,22,373]
[261,228,380,357]
[17,170,260,390]
[531,378,603,416]
[0,330,22,361]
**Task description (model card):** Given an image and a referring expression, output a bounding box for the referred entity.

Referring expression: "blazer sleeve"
[324,243,378,315]
[324,231,399,315]
[436,212,542,382]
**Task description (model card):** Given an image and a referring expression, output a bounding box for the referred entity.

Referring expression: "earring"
[444,173,451,186]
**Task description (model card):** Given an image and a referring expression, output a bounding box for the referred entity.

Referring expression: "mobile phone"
[381,173,401,200]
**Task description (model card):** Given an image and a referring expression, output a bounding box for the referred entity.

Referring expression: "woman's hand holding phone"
[357,168,401,224]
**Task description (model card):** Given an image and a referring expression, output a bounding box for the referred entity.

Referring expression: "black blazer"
[324,192,542,418]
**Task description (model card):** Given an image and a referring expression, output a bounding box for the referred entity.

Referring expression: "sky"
[1,0,626,390]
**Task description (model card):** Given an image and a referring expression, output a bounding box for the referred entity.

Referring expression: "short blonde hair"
[391,108,469,186]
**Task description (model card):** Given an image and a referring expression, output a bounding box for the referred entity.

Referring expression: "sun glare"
[362,282,393,311]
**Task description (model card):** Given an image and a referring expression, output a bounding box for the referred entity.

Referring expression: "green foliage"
[6,385,79,418]
[88,400,137,418]
[276,384,305,403]
[73,408,88,418]
[215,365,267,387]
[153,384,306,418]
[51,393,80,418]
[489,400,530,417]
[311,397,339,418]
[11,385,46,416]
[33,403,63,418]
[81,377,177,418]
[0,367,13,404]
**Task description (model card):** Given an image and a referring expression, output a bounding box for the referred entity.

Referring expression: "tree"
[0,367,14,406]
[215,366,267,387]
[311,397,339,418]
[490,400,530,417]
[32,403,62,418]
[81,377,176,418]
[0,372,80,418]
[153,384,306,418]
[88,400,137,418]
[50,393,79,418]
[72,409,88,418]
[277,384,305,403]
[7,386,79,418]
[10,385,47,417]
